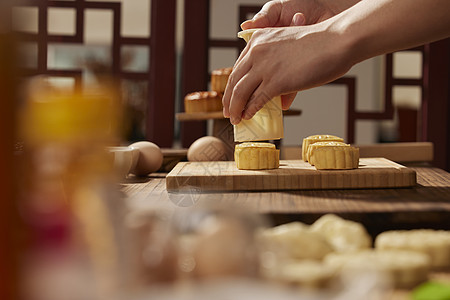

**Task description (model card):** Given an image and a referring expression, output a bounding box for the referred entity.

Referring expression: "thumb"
[241,2,281,29]
[290,12,306,26]
[241,13,271,30]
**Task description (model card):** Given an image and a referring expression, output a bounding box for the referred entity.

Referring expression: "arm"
[223,0,450,125]
[339,0,450,62]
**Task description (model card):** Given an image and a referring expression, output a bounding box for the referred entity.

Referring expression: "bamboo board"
[166,158,416,192]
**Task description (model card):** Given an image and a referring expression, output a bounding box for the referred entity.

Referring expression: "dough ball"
[375,229,450,269]
[258,222,333,261]
[324,249,431,288]
[310,214,372,252]
[187,136,230,161]
[129,141,163,176]
[275,260,335,288]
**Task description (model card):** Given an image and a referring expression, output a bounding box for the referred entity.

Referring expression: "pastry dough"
[309,142,359,170]
[211,67,232,93]
[184,91,222,113]
[310,214,372,252]
[234,142,279,170]
[307,141,348,166]
[273,260,335,288]
[375,229,450,269]
[257,222,333,261]
[302,135,344,162]
[325,249,431,288]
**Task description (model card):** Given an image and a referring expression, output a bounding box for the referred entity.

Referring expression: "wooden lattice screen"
[13,0,176,147]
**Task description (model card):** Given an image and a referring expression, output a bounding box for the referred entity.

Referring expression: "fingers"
[222,56,252,119]
[241,20,256,30]
[227,70,264,125]
[281,92,298,110]
[240,1,282,30]
[291,12,306,26]
[233,41,251,69]
[223,51,275,125]
[241,84,274,121]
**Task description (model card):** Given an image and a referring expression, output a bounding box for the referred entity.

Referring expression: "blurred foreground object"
[375,229,450,269]
[0,3,20,299]
[412,281,450,300]
[107,146,140,178]
[18,79,128,300]
[125,209,392,300]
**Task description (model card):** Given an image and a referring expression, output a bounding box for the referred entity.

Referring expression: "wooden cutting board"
[166,158,416,192]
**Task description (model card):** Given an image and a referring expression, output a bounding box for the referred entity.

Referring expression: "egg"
[187,136,230,161]
[129,141,163,176]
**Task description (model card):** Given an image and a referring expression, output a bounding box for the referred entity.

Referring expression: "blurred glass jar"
[124,211,179,288]
[17,78,127,300]
[123,207,270,291]
[173,208,269,281]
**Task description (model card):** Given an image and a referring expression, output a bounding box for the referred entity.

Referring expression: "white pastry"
[375,229,450,269]
[258,222,333,261]
[324,249,430,288]
[310,214,372,252]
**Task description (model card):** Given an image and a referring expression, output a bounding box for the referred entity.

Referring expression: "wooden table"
[122,161,450,299]
[122,164,450,235]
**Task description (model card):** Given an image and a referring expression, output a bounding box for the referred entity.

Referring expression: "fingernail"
[223,108,229,118]
[240,20,252,30]
[292,13,306,26]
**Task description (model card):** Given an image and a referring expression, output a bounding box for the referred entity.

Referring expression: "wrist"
[327,1,383,67]
[319,0,361,15]
[323,13,361,70]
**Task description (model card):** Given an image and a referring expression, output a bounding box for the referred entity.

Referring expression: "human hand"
[222,23,355,124]
[241,0,357,30]
[224,0,450,125]
[224,0,359,124]
[242,0,326,116]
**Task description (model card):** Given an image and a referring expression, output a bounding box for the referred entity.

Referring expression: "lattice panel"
[12,0,176,147]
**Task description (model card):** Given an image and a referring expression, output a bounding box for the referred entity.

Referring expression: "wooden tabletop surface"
[123,165,449,211]
[122,164,450,232]
[121,164,450,298]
